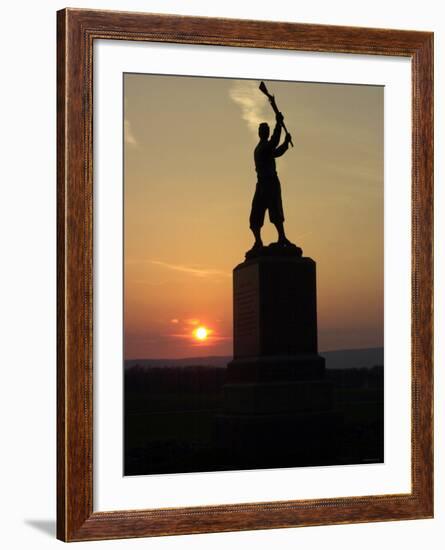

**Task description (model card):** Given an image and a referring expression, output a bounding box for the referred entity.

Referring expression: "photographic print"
[57,10,433,540]
[57,10,434,540]
[123,74,384,476]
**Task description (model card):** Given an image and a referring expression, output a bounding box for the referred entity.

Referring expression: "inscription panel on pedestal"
[233,264,260,358]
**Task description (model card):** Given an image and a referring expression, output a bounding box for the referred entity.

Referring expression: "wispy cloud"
[124,118,138,147]
[150,260,230,279]
[185,318,200,326]
[170,331,231,342]
[229,80,270,134]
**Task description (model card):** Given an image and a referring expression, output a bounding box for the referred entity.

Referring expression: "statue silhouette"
[248,111,293,253]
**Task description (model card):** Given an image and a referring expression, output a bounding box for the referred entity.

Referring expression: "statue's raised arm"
[246,82,301,260]
[259,81,293,147]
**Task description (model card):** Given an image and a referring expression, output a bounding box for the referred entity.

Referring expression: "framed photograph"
[57,8,433,542]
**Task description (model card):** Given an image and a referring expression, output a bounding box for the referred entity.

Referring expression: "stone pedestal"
[217,252,337,467]
[232,255,319,360]
[228,254,327,384]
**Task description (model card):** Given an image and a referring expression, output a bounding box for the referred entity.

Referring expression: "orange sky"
[124,74,383,359]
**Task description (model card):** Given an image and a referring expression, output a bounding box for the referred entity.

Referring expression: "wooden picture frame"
[57,8,433,542]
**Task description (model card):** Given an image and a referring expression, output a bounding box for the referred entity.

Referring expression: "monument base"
[218,359,337,466]
[226,353,326,383]
[223,379,333,415]
[219,250,340,468]
[216,409,341,467]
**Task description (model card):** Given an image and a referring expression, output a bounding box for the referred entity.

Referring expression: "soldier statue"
[249,110,293,252]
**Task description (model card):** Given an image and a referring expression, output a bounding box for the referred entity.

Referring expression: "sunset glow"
[124,75,384,359]
[194,326,209,341]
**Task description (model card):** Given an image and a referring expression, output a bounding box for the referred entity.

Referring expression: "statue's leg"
[274,221,291,245]
[270,181,292,245]
[251,226,263,247]
[249,189,265,248]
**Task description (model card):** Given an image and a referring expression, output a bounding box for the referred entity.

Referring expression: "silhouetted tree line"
[125,365,226,396]
[125,364,383,401]
[326,365,383,391]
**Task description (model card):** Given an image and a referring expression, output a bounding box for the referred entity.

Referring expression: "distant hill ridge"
[125,347,383,370]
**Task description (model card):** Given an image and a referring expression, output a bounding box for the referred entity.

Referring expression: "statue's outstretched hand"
[276,111,284,123]
[285,132,292,143]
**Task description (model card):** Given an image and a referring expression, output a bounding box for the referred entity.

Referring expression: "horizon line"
[124,345,384,362]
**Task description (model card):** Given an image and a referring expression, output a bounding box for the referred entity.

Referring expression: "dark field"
[124,355,383,476]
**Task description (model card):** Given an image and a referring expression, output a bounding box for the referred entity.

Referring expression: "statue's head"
[258,122,270,140]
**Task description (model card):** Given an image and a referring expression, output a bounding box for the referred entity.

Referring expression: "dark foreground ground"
[124,361,383,476]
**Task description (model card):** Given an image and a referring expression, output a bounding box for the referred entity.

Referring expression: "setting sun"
[194,326,209,341]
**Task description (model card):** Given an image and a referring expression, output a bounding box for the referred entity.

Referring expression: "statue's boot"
[277,237,294,247]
